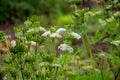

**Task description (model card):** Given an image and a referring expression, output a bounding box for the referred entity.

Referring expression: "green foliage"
[0,0,71,23]
[57,15,73,25]
[0,1,120,80]
[0,31,6,39]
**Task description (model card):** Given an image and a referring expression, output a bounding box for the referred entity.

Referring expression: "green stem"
[52,38,56,56]
[82,35,88,56]
[114,67,120,80]
[101,70,104,80]
[54,67,59,80]
[82,28,93,60]
[21,70,24,80]
[19,53,25,80]
[35,44,38,55]
[62,53,67,67]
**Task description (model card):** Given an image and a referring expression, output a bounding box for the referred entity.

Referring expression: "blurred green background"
[0,0,74,26]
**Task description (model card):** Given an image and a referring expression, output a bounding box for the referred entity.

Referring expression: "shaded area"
[0,23,17,39]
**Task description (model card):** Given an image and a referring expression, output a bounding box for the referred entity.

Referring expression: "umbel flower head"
[50,33,62,38]
[27,28,35,33]
[27,27,46,33]
[98,19,106,26]
[25,41,36,46]
[106,16,114,22]
[56,28,66,34]
[11,40,16,47]
[39,26,46,32]
[41,27,81,40]
[114,11,120,17]
[41,31,51,37]
[42,28,66,38]
[111,40,120,46]
[31,41,36,46]
[24,20,32,27]
[41,30,62,38]
[70,32,81,40]
[58,43,73,53]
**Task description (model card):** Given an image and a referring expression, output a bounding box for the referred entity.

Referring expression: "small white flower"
[91,13,96,16]
[28,52,32,55]
[58,43,73,53]
[11,40,16,47]
[25,41,29,44]
[114,11,120,17]
[52,64,61,67]
[41,31,51,37]
[27,28,34,33]
[111,40,120,46]
[95,10,102,15]
[15,32,23,36]
[85,11,96,16]
[113,0,118,3]
[3,76,7,80]
[4,35,11,39]
[50,33,62,38]
[106,16,114,22]
[70,32,81,40]
[56,28,66,34]
[85,12,93,16]
[31,41,36,46]
[99,53,106,57]
[27,27,46,33]
[24,20,32,27]
[39,26,46,32]
[99,19,106,26]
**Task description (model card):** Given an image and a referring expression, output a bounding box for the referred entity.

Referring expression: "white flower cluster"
[70,32,81,40]
[24,20,32,27]
[95,10,102,15]
[4,35,11,39]
[114,11,120,17]
[52,64,61,67]
[15,32,23,38]
[85,12,94,16]
[39,26,46,32]
[58,43,73,53]
[111,40,120,46]
[85,10,102,17]
[98,19,106,26]
[11,40,16,47]
[106,16,114,22]
[56,28,66,34]
[27,28,35,33]
[50,33,62,38]
[3,76,8,80]
[27,26,46,33]
[41,31,51,37]
[42,28,66,38]
[25,41,36,46]
[41,27,81,40]
[31,41,36,46]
